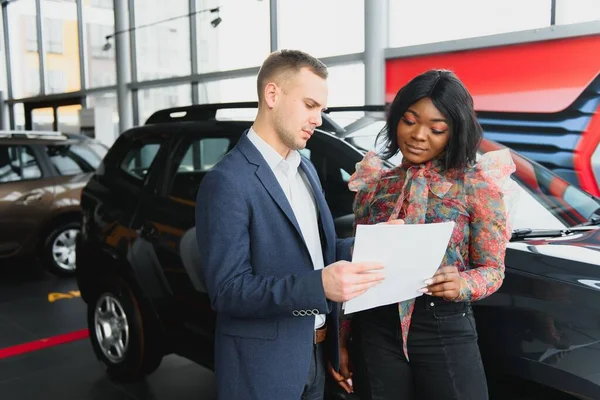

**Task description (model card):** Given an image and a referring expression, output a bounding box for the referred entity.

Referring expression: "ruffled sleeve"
[457,149,516,302]
[476,149,520,237]
[348,151,386,228]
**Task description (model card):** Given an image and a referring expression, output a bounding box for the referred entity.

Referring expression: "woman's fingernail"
[418,288,428,293]
[424,279,433,285]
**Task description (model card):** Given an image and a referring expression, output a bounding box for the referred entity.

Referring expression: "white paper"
[343,221,455,314]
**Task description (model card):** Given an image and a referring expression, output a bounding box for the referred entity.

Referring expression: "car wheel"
[42,221,80,276]
[87,277,163,382]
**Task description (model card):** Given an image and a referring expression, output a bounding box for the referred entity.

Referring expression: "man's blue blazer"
[195,130,353,400]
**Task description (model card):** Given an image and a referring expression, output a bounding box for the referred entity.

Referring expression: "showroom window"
[9,0,42,98]
[388,0,551,47]
[326,63,365,107]
[0,9,6,98]
[199,76,256,104]
[194,0,270,73]
[89,24,114,59]
[87,91,119,143]
[25,16,38,52]
[278,0,364,57]
[555,0,600,24]
[135,0,191,81]
[47,70,67,94]
[90,0,112,8]
[45,19,63,54]
[84,2,116,88]
[138,84,192,124]
[24,17,64,54]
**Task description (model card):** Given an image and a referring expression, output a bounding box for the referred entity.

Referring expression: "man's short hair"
[256,49,328,103]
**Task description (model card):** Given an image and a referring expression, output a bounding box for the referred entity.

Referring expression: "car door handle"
[18,190,45,205]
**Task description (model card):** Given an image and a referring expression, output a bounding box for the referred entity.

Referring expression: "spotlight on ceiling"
[211,16,222,27]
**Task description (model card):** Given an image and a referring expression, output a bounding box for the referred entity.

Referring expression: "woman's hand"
[421,266,465,301]
[378,218,405,225]
[327,348,353,394]
[327,325,353,394]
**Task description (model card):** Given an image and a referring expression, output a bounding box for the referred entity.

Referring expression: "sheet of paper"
[343,221,455,314]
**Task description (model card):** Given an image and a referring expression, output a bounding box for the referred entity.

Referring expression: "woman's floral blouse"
[348,149,516,359]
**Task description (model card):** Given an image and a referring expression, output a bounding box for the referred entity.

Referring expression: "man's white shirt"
[247,127,326,329]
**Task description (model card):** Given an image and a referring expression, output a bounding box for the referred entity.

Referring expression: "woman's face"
[396,97,451,165]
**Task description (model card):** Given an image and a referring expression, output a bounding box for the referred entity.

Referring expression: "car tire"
[42,221,80,277]
[87,276,163,382]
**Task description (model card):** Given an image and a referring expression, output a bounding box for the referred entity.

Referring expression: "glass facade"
[84,0,116,88]
[0,0,597,148]
[8,0,41,98]
[138,84,192,124]
[389,0,551,47]
[195,0,271,73]
[278,0,364,57]
[41,0,80,94]
[556,0,600,24]
[134,0,191,81]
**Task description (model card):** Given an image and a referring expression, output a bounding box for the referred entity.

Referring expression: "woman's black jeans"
[349,295,488,400]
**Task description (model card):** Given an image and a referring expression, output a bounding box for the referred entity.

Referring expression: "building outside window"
[24,17,64,54]
[25,16,37,52]
[83,1,116,88]
[90,0,113,9]
[88,24,113,59]
[45,19,63,54]
[47,70,67,93]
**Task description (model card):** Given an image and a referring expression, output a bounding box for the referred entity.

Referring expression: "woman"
[334,69,515,399]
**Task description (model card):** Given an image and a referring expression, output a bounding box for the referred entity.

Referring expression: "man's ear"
[263,82,278,109]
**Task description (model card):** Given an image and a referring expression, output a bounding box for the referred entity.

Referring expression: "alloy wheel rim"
[52,228,79,271]
[94,293,130,364]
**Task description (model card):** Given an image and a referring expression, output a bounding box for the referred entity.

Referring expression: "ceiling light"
[211,16,222,28]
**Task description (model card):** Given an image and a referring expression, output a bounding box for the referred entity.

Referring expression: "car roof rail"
[145,101,346,134]
[322,105,388,138]
[0,130,67,140]
[323,105,387,113]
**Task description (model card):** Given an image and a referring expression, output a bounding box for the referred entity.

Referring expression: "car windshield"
[346,120,600,229]
[86,142,108,160]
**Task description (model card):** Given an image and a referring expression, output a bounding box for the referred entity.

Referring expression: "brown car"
[0,130,107,276]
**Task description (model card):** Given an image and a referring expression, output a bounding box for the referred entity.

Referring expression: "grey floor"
[0,259,217,400]
[0,259,564,400]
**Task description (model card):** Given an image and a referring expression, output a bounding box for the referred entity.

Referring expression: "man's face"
[271,68,328,151]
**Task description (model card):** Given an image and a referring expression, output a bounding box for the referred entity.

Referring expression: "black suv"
[76,103,600,399]
[0,130,107,275]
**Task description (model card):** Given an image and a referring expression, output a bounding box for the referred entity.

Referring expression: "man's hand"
[421,266,464,301]
[322,261,384,302]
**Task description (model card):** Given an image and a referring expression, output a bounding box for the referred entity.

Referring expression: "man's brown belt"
[314,324,327,344]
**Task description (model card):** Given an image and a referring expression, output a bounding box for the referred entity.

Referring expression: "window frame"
[154,125,244,196]
[118,139,165,188]
[160,133,235,202]
[45,143,102,176]
[0,144,44,184]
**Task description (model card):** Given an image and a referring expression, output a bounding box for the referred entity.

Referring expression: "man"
[195,49,384,400]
